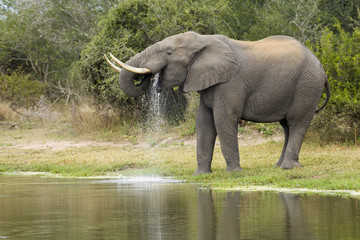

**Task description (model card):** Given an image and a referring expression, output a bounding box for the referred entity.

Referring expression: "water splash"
[97,176,182,184]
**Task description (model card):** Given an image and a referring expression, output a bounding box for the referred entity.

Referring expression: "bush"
[307,25,360,143]
[78,0,238,122]
[0,69,47,109]
[0,102,19,122]
[310,23,360,89]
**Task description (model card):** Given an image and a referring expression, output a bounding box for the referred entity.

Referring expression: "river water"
[0,175,359,239]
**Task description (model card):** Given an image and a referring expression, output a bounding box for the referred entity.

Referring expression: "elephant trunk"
[106,43,163,97]
[118,54,151,97]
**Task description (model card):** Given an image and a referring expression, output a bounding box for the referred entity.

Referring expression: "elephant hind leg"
[275,119,289,167]
[280,125,305,169]
[280,116,314,169]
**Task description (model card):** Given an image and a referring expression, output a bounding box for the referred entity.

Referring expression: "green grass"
[1,125,359,194]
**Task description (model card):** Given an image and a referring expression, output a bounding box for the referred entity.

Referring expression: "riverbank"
[1,123,359,196]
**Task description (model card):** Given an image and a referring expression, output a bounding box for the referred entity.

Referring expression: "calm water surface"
[0,175,359,240]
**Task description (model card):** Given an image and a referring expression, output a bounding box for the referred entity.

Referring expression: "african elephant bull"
[105,31,330,175]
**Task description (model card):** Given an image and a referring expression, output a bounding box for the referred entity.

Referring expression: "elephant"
[104,31,330,175]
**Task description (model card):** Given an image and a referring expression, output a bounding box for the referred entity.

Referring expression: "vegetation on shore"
[1,116,359,194]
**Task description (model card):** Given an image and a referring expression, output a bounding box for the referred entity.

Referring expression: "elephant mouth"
[134,71,163,93]
[133,68,165,93]
[155,69,165,93]
[134,74,152,88]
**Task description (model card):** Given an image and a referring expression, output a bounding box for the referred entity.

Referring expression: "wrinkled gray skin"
[117,31,330,175]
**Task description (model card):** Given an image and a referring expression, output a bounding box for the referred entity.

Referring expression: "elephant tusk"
[104,54,122,73]
[109,53,151,74]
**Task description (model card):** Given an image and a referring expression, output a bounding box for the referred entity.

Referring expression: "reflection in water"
[280,193,312,240]
[0,175,359,239]
[197,190,241,240]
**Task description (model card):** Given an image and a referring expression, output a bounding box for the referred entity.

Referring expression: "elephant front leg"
[194,100,217,175]
[214,112,242,172]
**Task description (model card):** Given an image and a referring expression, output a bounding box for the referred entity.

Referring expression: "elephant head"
[105,31,240,96]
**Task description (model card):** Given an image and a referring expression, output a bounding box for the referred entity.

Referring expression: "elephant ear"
[183,37,239,93]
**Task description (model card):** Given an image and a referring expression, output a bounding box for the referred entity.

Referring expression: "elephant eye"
[166,51,172,56]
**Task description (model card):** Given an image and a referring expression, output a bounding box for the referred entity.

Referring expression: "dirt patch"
[8,140,128,151]
[5,133,282,151]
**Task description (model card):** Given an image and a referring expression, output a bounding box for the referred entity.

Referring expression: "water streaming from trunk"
[142,74,187,146]
[145,74,187,129]
[142,74,166,146]
[147,74,164,132]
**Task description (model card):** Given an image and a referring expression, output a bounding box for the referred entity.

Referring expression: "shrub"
[0,102,19,122]
[307,24,360,143]
[0,69,47,109]
[78,0,235,122]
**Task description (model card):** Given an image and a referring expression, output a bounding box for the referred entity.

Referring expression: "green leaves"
[244,0,322,42]
[307,25,360,143]
[0,69,46,108]
[0,0,115,98]
[79,0,233,112]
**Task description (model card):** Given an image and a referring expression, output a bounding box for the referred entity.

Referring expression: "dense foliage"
[0,69,46,109]
[0,0,359,142]
[0,0,115,98]
[307,24,360,142]
[79,0,236,111]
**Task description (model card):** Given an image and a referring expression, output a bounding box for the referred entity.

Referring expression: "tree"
[244,0,322,42]
[0,0,115,95]
[306,24,360,142]
[79,0,234,110]
[318,0,360,32]
[0,69,46,110]
[0,3,59,82]
[218,0,265,40]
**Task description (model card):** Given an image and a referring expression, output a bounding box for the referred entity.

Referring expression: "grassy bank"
[1,121,359,194]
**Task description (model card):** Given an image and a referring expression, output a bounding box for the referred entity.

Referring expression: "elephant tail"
[315,79,330,114]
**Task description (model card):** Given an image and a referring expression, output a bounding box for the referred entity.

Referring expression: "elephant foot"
[274,160,283,168]
[226,165,242,173]
[193,168,212,176]
[280,160,302,170]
